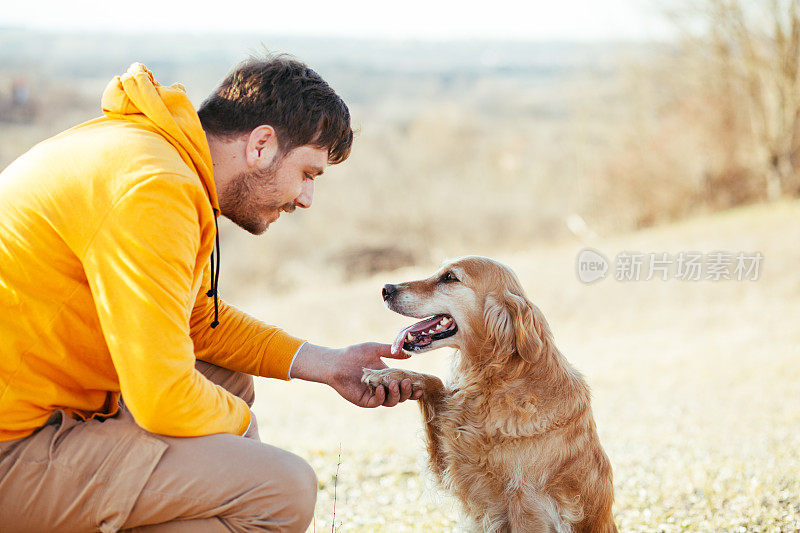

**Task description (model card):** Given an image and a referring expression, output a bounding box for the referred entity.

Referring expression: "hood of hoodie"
[100,63,219,212]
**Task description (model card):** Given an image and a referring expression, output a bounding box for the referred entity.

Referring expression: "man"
[0,56,418,532]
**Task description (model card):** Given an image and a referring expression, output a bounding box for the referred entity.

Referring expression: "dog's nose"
[382,284,398,302]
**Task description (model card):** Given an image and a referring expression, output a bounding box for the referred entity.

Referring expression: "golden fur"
[363,256,616,533]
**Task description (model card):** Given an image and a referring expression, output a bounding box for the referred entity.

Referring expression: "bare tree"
[670,0,800,199]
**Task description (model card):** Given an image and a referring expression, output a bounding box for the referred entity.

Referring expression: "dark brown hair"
[198,54,353,164]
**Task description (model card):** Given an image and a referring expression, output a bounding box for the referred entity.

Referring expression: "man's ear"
[245,125,278,167]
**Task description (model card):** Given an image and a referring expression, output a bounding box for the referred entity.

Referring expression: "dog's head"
[383,256,551,364]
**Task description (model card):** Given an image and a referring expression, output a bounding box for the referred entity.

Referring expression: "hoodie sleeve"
[191,286,305,379]
[190,284,305,379]
[81,175,250,437]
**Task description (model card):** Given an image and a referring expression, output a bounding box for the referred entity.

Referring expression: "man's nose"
[382,284,398,302]
[295,180,314,209]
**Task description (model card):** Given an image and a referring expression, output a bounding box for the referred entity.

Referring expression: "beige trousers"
[0,361,317,532]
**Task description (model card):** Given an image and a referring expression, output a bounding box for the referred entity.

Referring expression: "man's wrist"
[288,342,338,385]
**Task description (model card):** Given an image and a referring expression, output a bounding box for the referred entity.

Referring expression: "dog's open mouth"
[392,314,458,354]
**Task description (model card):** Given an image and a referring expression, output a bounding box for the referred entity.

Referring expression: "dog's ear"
[483,290,546,363]
[506,290,546,365]
[483,294,516,356]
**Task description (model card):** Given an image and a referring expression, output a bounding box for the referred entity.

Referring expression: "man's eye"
[440,271,459,283]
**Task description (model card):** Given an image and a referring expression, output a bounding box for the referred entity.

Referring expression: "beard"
[217,157,295,235]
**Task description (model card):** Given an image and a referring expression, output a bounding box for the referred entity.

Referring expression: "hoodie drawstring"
[206,212,221,328]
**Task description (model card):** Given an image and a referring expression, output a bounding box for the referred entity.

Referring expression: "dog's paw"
[361,368,426,391]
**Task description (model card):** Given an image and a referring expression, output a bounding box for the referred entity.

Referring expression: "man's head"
[199,54,353,234]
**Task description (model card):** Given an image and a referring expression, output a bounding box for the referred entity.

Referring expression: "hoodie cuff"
[287,341,308,380]
[258,331,306,380]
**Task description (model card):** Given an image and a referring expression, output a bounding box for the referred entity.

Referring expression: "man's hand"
[290,342,423,408]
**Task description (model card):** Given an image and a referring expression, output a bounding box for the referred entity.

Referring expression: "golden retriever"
[362,256,616,533]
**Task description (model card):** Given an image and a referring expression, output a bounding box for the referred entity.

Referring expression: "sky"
[3,0,672,41]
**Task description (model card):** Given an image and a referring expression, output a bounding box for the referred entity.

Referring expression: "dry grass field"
[238,199,800,532]
[2,28,798,532]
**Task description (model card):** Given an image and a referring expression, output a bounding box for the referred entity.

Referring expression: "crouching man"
[0,55,419,532]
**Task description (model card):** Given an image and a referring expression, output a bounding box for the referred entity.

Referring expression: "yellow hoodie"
[0,64,305,441]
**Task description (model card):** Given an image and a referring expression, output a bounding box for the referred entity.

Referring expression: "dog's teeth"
[427,329,435,334]
[441,317,452,325]
[407,333,414,341]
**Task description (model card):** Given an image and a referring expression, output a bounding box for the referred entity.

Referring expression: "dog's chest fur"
[436,386,546,499]
[431,375,592,526]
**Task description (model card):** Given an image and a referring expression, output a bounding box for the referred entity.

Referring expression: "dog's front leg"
[361,368,448,478]
[416,377,449,481]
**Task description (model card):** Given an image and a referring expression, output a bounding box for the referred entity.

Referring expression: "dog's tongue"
[391,315,445,355]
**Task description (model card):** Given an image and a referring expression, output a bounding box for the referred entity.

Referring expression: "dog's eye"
[439,271,459,283]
